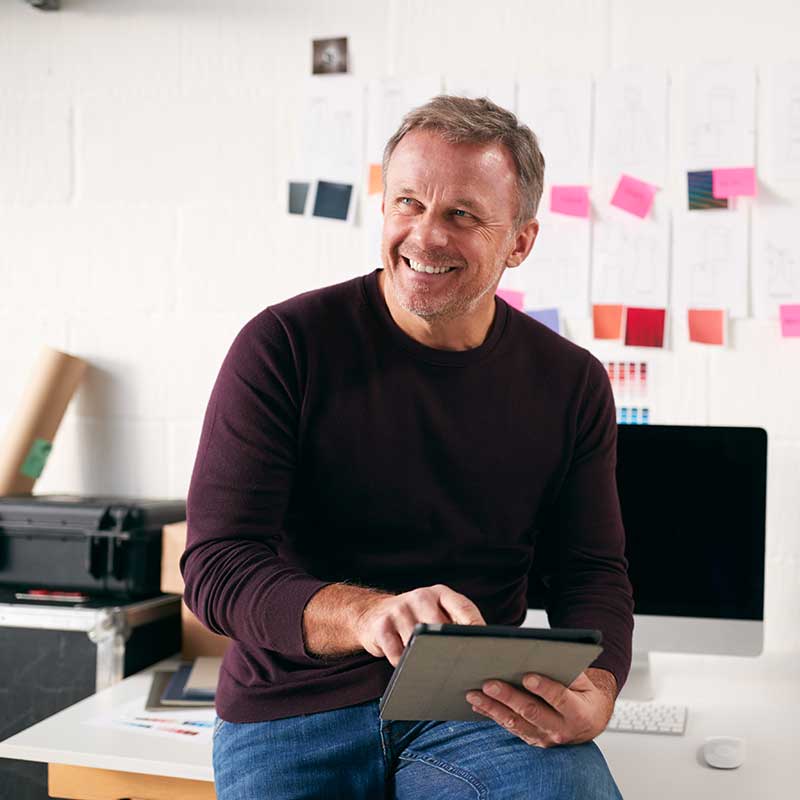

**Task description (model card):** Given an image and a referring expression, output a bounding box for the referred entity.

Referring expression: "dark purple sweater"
[181,269,633,723]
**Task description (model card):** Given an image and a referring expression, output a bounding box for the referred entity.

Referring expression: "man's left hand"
[465,667,617,748]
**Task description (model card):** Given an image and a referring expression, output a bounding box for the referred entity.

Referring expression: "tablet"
[379,623,603,722]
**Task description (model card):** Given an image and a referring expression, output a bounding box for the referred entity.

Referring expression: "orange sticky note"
[593,304,625,339]
[496,288,524,310]
[712,167,756,199]
[550,186,590,218]
[688,309,726,345]
[610,174,658,218]
[780,304,800,337]
[367,163,383,195]
[625,307,666,348]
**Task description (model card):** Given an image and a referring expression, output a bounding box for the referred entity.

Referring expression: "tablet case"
[379,624,603,721]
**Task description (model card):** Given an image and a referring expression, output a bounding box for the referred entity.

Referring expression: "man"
[182,95,633,799]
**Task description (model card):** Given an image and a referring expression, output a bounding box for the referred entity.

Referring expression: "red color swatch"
[688,309,726,345]
[625,307,666,348]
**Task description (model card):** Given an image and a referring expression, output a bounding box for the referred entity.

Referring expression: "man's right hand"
[352,584,486,667]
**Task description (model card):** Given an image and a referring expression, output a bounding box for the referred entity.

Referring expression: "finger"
[466,691,556,746]
[378,629,406,667]
[521,673,574,714]
[435,585,485,625]
[409,592,450,625]
[374,619,405,667]
[480,680,563,732]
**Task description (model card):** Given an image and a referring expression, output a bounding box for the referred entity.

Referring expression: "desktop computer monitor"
[525,424,767,700]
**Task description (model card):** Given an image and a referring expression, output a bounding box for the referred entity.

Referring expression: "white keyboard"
[606,700,688,735]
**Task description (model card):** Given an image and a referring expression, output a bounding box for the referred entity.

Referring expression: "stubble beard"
[391,258,506,322]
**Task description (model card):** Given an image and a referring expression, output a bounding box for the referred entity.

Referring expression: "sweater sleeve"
[180,309,331,663]
[538,355,634,691]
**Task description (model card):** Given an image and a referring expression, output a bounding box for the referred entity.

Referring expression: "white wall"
[0,0,798,651]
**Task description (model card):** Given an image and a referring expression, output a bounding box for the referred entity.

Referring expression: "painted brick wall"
[0,0,797,651]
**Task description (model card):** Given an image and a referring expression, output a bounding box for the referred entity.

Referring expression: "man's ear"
[506,218,539,268]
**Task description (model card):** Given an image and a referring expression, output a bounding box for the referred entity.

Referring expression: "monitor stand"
[618,651,655,701]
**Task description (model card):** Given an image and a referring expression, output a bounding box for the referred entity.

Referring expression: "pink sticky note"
[496,288,524,311]
[780,304,800,337]
[712,167,757,199]
[550,185,590,218]
[610,174,658,218]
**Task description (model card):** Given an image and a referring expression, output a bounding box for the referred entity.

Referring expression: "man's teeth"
[408,259,455,274]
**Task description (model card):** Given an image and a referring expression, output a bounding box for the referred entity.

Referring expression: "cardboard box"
[161,520,188,594]
[181,599,230,659]
[161,520,231,658]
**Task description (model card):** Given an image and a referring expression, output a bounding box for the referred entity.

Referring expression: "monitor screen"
[616,425,766,621]
[528,425,767,623]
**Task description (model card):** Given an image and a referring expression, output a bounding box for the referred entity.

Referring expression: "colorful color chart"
[687,170,728,210]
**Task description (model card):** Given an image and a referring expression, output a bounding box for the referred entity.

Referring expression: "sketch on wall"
[594,68,669,186]
[752,207,800,319]
[685,64,756,170]
[591,206,670,308]
[517,76,593,185]
[765,63,800,185]
[672,210,749,317]
[302,76,364,182]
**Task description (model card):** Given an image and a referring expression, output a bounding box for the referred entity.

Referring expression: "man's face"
[381,129,527,321]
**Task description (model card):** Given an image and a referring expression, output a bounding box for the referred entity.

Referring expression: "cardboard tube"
[0,346,87,495]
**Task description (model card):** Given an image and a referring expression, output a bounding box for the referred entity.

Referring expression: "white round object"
[702,736,745,769]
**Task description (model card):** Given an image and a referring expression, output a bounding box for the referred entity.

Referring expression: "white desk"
[1,652,798,799]
[598,651,799,799]
[0,656,214,799]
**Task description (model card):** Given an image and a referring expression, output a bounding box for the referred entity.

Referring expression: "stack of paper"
[146,657,221,710]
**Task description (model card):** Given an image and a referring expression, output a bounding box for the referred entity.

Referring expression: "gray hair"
[382,95,546,227]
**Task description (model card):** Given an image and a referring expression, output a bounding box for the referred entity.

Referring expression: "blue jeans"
[212,699,623,799]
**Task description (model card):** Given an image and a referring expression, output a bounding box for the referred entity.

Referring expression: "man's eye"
[399,197,414,205]
[453,209,469,218]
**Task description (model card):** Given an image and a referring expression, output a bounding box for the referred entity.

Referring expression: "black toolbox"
[0,592,182,800]
[0,495,186,598]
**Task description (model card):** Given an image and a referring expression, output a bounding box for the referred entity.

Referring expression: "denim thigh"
[212,701,386,800]
[390,717,623,800]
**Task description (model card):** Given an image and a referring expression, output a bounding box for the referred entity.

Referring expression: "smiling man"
[183,96,633,799]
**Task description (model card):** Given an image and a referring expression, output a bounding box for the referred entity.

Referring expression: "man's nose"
[410,212,448,251]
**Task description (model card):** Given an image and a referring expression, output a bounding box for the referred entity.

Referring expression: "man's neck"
[378,269,496,351]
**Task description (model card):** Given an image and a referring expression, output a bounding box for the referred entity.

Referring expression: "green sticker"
[20,438,53,479]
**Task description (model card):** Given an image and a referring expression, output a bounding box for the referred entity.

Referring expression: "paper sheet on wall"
[751,206,800,319]
[672,209,749,318]
[517,76,593,185]
[366,76,442,164]
[302,76,364,182]
[763,63,800,186]
[591,202,670,308]
[594,68,669,186]
[684,64,756,171]
[364,192,384,271]
[498,209,591,318]
[443,77,516,112]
